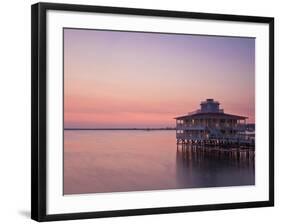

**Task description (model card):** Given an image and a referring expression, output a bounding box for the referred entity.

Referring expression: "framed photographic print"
[31,2,274,222]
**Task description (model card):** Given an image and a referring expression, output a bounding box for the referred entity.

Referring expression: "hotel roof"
[174,112,247,120]
[174,98,248,120]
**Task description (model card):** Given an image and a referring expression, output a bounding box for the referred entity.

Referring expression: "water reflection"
[176,144,255,188]
[64,130,255,194]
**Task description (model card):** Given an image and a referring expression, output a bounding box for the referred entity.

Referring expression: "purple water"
[64,130,254,195]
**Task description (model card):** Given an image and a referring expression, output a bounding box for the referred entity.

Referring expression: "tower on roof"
[200,99,221,113]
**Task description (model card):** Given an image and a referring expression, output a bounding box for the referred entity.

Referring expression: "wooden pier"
[176,140,255,162]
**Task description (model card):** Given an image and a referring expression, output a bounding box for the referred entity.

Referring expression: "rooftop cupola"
[200,99,223,113]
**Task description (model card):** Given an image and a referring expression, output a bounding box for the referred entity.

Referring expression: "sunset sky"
[64,28,255,128]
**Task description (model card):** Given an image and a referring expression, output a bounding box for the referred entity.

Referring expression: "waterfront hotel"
[175,99,252,145]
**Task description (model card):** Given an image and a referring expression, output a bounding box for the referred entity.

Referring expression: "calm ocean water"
[64,130,254,195]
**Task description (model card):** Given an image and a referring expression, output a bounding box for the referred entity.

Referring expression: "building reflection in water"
[176,144,255,188]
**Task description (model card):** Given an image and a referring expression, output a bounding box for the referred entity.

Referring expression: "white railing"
[176,133,205,141]
[176,124,246,131]
[176,124,206,130]
[176,133,251,141]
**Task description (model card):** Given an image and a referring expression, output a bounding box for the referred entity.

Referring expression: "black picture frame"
[31,2,274,222]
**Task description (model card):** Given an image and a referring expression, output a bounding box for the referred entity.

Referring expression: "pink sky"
[64,29,255,128]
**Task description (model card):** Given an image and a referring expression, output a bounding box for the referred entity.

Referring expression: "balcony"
[176,124,206,130]
[176,133,206,141]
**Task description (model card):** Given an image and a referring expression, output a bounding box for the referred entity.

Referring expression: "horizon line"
[64,127,177,131]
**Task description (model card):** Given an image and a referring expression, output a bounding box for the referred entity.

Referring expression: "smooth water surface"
[64,130,254,194]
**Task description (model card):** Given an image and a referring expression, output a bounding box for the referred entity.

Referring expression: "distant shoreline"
[64,128,176,131]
